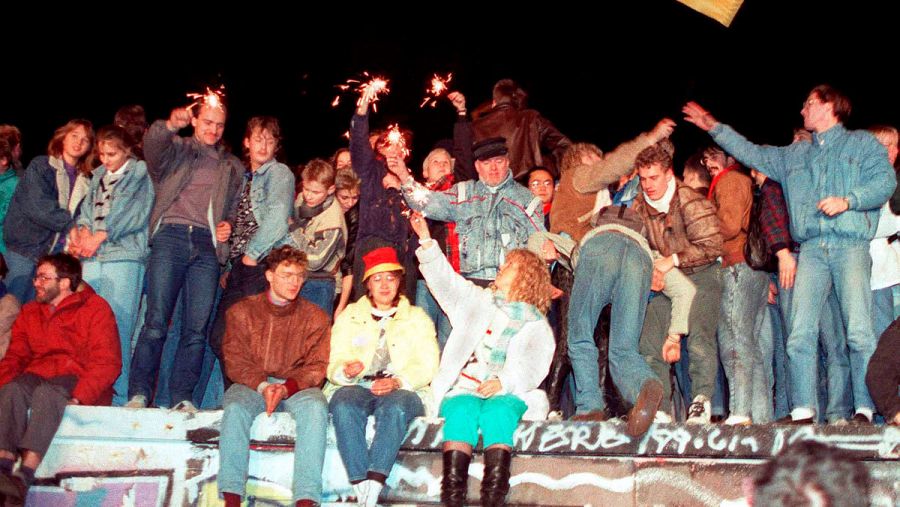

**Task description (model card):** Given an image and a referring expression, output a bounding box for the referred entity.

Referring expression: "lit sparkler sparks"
[331,72,391,112]
[385,124,410,158]
[420,73,453,108]
[186,86,226,111]
[409,184,431,207]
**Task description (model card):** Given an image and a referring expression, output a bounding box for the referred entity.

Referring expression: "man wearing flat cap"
[385,137,545,285]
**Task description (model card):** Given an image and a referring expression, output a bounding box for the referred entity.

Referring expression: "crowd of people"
[0,78,897,506]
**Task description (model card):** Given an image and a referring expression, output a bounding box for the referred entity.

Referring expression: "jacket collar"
[812,123,847,148]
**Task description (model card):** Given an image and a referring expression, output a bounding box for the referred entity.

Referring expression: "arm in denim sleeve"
[104,164,155,243]
[846,136,897,211]
[245,164,295,261]
[710,123,788,183]
[400,178,460,223]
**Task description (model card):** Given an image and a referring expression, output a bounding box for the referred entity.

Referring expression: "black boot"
[441,450,471,506]
[480,447,512,507]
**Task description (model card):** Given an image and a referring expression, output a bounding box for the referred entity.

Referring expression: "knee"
[329,388,365,419]
[292,390,328,422]
[376,392,421,422]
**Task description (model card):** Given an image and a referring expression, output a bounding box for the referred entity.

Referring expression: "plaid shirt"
[759,179,798,255]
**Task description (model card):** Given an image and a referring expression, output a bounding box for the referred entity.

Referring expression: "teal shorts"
[439,393,527,447]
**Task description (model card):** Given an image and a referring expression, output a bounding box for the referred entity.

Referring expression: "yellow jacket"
[325,295,440,413]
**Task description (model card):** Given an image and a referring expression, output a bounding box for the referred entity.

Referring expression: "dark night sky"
[4,2,899,173]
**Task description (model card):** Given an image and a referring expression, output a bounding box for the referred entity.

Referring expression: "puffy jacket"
[711,123,896,247]
[76,160,154,262]
[222,292,331,393]
[0,284,120,405]
[325,295,439,412]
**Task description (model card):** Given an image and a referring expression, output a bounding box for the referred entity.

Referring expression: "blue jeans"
[209,260,268,378]
[300,278,336,316]
[717,262,770,420]
[872,285,896,339]
[129,224,220,406]
[415,279,452,350]
[82,259,145,406]
[789,244,875,415]
[329,385,423,482]
[5,249,36,303]
[568,234,657,413]
[774,265,850,422]
[218,384,327,502]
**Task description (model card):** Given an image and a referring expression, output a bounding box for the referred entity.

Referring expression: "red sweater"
[0,285,120,405]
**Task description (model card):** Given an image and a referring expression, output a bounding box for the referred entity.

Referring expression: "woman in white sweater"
[411,213,555,507]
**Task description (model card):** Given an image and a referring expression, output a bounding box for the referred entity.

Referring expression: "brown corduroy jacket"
[708,167,754,267]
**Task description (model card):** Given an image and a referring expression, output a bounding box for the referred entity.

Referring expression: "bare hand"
[541,239,558,262]
[662,336,681,363]
[371,378,400,396]
[682,102,718,131]
[650,118,677,143]
[385,155,409,179]
[409,212,431,240]
[775,249,796,289]
[264,383,288,416]
[241,255,258,267]
[654,255,676,275]
[767,281,778,305]
[550,285,564,300]
[476,378,502,397]
[79,230,108,258]
[357,86,378,115]
[66,228,83,257]
[219,271,229,289]
[817,196,849,217]
[168,108,192,131]
[448,91,466,113]
[215,221,232,243]
[343,360,364,379]
[651,269,666,292]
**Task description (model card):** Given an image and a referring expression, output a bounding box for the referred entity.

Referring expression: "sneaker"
[172,400,198,414]
[352,481,369,505]
[546,410,564,422]
[830,418,849,427]
[364,480,383,507]
[685,396,711,425]
[125,395,147,409]
[723,415,752,426]
[850,412,873,425]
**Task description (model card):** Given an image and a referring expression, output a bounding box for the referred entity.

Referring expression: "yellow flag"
[678,0,744,27]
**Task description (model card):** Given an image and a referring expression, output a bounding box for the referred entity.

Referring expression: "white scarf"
[643,176,676,214]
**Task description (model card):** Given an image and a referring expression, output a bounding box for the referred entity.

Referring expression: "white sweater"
[416,241,555,420]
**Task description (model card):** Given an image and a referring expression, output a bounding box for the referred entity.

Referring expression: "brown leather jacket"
[632,183,723,269]
[222,292,331,392]
[473,104,571,181]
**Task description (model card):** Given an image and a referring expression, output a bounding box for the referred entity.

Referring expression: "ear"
[327,185,336,196]
[265,269,274,285]
[191,116,199,129]
[243,137,251,151]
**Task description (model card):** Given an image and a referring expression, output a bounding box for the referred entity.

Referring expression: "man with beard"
[0,253,119,503]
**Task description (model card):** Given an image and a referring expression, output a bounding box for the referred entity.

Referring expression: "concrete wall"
[23,407,900,506]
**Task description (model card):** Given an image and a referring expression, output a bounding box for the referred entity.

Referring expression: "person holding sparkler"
[126,91,244,412]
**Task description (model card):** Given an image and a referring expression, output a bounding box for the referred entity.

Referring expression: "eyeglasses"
[369,273,399,283]
[529,180,554,188]
[275,272,304,282]
[33,274,59,283]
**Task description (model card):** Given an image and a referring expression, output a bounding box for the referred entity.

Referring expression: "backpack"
[744,190,778,272]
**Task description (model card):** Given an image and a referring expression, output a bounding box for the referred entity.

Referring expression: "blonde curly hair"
[498,249,552,315]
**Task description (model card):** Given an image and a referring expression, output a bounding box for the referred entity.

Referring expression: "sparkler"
[186,86,226,111]
[331,72,391,112]
[419,73,453,108]
[385,124,410,159]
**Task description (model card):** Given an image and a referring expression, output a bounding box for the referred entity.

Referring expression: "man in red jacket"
[0,253,120,503]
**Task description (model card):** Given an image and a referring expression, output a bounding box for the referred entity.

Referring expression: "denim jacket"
[402,172,545,280]
[76,159,154,263]
[712,123,896,247]
[3,156,90,261]
[243,160,294,262]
